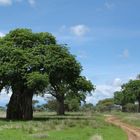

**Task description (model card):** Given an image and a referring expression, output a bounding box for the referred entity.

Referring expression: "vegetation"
[0,28,94,120]
[96,98,114,112]
[43,96,82,112]
[112,112,140,127]
[0,111,127,140]
[81,103,95,112]
[0,29,54,120]
[114,76,140,113]
[122,80,140,112]
[0,27,140,139]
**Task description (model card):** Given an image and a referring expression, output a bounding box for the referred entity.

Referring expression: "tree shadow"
[0,117,7,121]
[33,117,93,121]
[0,112,93,122]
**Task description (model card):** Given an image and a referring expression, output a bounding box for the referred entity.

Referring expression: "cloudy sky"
[0,0,140,106]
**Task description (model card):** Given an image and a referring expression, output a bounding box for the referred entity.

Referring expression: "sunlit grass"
[0,111,127,140]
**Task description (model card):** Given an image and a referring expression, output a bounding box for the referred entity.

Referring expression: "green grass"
[0,111,127,140]
[111,111,140,127]
[0,129,34,140]
[47,125,127,140]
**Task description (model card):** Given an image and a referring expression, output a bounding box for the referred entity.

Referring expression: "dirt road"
[106,116,140,140]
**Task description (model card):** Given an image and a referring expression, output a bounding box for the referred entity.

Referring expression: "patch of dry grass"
[90,135,103,140]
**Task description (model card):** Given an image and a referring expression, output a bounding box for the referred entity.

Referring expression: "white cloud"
[120,49,129,58]
[95,84,120,98]
[0,32,5,37]
[0,0,35,6]
[33,95,46,105]
[28,0,35,6]
[0,89,11,106]
[105,2,115,9]
[0,0,12,6]
[86,78,122,105]
[112,78,122,87]
[70,25,89,37]
[54,25,92,44]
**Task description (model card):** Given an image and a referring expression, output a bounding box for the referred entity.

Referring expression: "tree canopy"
[0,28,95,119]
[114,79,140,112]
[0,28,56,119]
[96,98,114,112]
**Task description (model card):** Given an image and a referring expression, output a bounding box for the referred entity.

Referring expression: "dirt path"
[106,115,140,140]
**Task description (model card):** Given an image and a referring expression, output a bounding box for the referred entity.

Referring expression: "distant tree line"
[94,75,140,113]
[32,98,95,113]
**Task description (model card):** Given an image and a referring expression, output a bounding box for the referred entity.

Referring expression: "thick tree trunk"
[7,90,22,120]
[6,89,33,120]
[57,97,65,115]
[21,90,33,120]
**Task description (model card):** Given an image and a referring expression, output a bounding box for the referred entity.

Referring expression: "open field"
[0,111,127,140]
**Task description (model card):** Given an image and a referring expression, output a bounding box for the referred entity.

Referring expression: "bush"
[124,103,138,112]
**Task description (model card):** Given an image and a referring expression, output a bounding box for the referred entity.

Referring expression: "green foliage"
[44,97,81,112]
[45,45,82,85]
[65,98,81,112]
[74,76,95,93]
[44,98,57,112]
[114,79,140,112]
[97,98,114,106]
[0,28,56,93]
[43,45,95,114]
[3,28,56,48]
[122,80,140,102]
[26,72,49,93]
[0,28,58,119]
[96,98,114,112]
[0,28,95,117]
[81,103,95,112]
[69,76,95,103]
[124,103,138,113]
[114,91,125,106]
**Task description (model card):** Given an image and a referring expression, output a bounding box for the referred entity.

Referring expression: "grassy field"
[0,111,127,140]
[111,111,140,127]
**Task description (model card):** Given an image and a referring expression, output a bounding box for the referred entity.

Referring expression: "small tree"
[81,103,95,112]
[65,98,81,112]
[121,80,140,112]
[124,103,137,113]
[114,91,126,112]
[96,98,114,112]
[44,98,57,112]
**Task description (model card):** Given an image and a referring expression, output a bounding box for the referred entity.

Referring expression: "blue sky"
[0,0,140,105]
